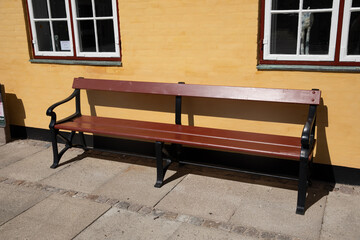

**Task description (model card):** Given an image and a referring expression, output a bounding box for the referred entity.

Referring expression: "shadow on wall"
[6,93,26,138]
[312,99,334,182]
[86,90,321,124]
[315,99,330,164]
[87,90,174,118]
[85,89,331,166]
[184,97,332,180]
[0,85,11,143]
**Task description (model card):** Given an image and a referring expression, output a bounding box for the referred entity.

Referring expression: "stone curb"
[1,176,299,240]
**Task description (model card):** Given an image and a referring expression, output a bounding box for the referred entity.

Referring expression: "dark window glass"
[272,0,299,10]
[76,0,93,17]
[52,21,70,51]
[35,21,53,51]
[49,0,66,18]
[32,0,49,18]
[270,14,298,54]
[348,12,360,55]
[95,0,112,17]
[304,12,332,54]
[353,0,360,7]
[78,20,96,52]
[97,20,115,52]
[303,0,333,9]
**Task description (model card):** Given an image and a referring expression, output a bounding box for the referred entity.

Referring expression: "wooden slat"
[73,77,321,105]
[55,116,302,160]
[74,116,301,148]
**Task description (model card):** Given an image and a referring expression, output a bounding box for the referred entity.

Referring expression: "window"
[340,0,360,62]
[26,0,120,61]
[260,0,360,66]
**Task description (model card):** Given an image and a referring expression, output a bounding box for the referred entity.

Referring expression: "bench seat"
[55,115,304,160]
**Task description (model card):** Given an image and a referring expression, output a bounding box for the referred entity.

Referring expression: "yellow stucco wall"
[0,0,359,169]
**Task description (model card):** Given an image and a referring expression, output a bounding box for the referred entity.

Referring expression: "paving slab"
[74,207,182,240]
[0,182,51,225]
[0,145,84,182]
[228,184,327,240]
[93,164,186,206]
[0,194,110,240]
[156,173,253,222]
[0,140,49,169]
[168,223,261,240]
[320,191,360,240]
[41,157,131,193]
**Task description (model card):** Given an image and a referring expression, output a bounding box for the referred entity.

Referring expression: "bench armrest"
[46,89,80,128]
[301,105,317,149]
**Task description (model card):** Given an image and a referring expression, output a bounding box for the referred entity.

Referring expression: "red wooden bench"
[46,77,321,215]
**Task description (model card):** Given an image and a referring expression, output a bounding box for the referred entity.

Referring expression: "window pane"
[348,12,360,55]
[97,20,115,52]
[49,0,66,18]
[300,12,331,55]
[353,0,360,7]
[52,21,70,51]
[32,0,49,19]
[95,0,112,17]
[78,20,96,52]
[270,14,298,54]
[272,0,299,10]
[35,21,53,51]
[76,0,93,17]
[303,0,333,9]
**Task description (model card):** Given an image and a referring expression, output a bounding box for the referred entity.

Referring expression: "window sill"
[29,59,122,67]
[257,64,360,73]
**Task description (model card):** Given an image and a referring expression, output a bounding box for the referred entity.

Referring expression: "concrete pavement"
[0,139,359,240]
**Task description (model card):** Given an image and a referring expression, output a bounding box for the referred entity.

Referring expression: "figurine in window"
[54,35,60,52]
[300,8,314,55]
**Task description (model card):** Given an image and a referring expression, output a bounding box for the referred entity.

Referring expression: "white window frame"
[340,0,360,62]
[27,0,74,57]
[27,0,120,59]
[263,0,340,61]
[71,0,120,58]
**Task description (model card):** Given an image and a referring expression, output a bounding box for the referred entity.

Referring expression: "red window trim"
[25,0,122,62]
[258,0,359,67]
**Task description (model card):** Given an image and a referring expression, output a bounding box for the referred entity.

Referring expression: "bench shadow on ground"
[57,90,332,213]
[58,147,331,213]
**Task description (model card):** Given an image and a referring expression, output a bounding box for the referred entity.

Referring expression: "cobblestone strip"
[0,177,302,240]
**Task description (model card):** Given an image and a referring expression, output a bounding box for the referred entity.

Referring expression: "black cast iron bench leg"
[50,130,77,169]
[79,132,87,150]
[296,156,309,215]
[154,141,172,188]
[50,128,60,169]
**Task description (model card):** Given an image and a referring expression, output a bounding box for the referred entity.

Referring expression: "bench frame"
[46,77,320,215]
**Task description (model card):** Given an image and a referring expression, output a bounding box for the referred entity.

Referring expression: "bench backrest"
[73,77,321,105]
